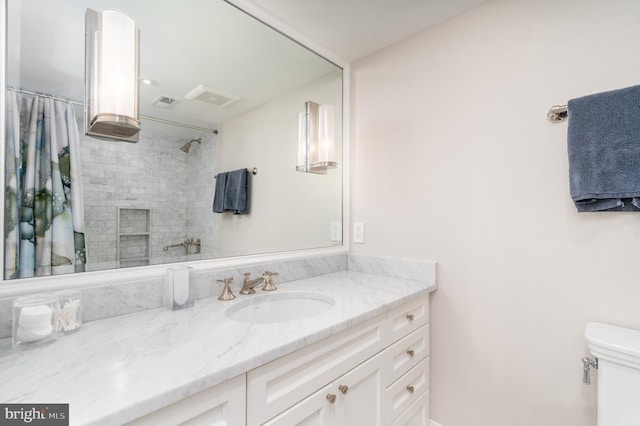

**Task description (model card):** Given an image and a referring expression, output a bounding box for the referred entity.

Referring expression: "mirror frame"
[0,0,350,298]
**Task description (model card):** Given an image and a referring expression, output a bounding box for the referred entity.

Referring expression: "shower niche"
[117,208,151,268]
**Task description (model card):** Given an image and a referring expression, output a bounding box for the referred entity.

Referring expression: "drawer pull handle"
[339,385,349,394]
[407,349,415,357]
[406,385,415,393]
[326,393,336,404]
[406,314,415,321]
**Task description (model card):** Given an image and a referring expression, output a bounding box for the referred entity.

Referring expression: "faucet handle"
[217,277,235,301]
[262,271,278,292]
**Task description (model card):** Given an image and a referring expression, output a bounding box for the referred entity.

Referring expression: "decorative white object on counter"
[12,293,58,349]
[165,266,194,310]
[55,290,82,334]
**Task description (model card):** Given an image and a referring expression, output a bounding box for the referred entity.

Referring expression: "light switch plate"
[353,222,365,243]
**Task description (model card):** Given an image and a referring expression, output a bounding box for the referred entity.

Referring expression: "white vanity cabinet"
[249,296,430,426]
[125,297,429,426]
[125,374,246,426]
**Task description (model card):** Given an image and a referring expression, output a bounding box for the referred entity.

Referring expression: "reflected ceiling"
[11,0,337,131]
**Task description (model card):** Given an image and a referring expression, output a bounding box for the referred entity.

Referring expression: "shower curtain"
[5,91,86,279]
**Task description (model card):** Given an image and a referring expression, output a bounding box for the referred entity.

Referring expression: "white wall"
[216,71,343,258]
[350,0,640,425]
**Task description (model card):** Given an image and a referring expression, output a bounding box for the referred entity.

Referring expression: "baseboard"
[430,420,444,426]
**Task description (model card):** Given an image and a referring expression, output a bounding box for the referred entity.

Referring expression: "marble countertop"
[0,271,435,425]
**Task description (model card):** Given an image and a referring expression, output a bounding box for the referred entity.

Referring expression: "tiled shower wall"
[79,127,217,271]
[185,133,218,260]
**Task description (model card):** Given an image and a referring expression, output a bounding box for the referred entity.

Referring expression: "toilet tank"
[585,322,640,426]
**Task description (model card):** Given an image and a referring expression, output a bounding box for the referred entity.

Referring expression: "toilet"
[585,322,640,425]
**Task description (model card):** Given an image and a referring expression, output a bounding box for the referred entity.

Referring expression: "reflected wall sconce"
[296,101,337,174]
[85,9,140,142]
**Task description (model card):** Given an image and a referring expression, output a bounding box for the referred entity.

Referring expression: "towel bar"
[214,167,257,178]
[547,105,568,122]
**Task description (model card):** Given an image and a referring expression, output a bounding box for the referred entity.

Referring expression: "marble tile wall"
[185,135,218,259]
[80,130,217,271]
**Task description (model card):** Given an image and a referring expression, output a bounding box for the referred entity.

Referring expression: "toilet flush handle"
[582,357,598,385]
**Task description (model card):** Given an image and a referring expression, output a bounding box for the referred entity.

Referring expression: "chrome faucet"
[240,273,265,295]
[240,271,279,294]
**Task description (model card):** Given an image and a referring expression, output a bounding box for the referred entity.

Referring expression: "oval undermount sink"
[225,291,335,324]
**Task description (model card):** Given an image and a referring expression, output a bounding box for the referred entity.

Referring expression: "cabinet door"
[263,382,338,426]
[335,350,387,426]
[248,314,386,425]
[264,351,387,426]
[125,374,246,426]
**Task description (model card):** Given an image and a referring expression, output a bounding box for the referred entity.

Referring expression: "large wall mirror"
[3,0,343,282]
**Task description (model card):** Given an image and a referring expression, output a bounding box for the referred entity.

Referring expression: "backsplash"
[0,254,437,340]
[0,253,347,340]
[348,254,437,284]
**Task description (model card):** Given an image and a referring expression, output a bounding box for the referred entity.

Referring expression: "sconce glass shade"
[297,112,307,169]
[317,104,337,169]
[85,9,140,142]
[296,101,337,174]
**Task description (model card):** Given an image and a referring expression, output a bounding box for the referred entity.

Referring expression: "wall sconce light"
[85,9,140,142]
[297,101,337,174]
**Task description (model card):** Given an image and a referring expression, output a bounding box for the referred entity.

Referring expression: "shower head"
[180,138,202,153]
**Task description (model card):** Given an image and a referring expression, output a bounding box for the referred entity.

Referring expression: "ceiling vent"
[184,84,241,108]
[151,95,179,109]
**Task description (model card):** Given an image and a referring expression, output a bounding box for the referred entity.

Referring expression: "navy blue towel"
[222,169,250,214]
[212,172,227,213]
[568,84,640,212]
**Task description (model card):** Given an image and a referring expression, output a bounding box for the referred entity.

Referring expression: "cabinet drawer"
[386,324,429,386]
[247,313,387,426]
[386,358,429,424]
[390,389,429,426]
[125,374,246,426]
[387,297,429,342]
